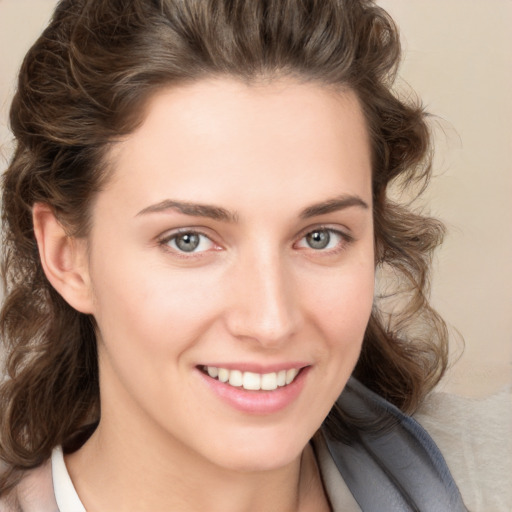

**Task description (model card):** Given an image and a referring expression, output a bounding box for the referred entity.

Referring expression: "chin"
[202,427,312,474]
[216,451,302,474]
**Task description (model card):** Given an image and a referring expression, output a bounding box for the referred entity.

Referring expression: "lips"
[202,365,300,391]
[197,363,309,414]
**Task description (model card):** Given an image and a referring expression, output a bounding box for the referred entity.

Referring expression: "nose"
[224,249,302,348]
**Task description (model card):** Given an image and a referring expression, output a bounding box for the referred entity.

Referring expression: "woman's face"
[84,78,374,472]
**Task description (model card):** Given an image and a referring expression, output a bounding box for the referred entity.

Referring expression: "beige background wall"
[1,0,511,397]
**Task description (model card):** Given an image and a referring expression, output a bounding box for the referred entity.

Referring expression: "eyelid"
[156,224,354,258]
[157,227,220,256]
[297,223,353,240]
[294,225,354,252]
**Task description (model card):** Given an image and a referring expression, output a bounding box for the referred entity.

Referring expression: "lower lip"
[197,367,310,415]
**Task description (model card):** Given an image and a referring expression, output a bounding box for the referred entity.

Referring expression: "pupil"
[176,233,200,252]
[307,230,330,249]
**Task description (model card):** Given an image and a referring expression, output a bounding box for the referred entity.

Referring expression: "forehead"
[103,77,372,216]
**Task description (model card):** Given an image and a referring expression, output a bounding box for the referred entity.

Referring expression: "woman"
[0,0,468,510]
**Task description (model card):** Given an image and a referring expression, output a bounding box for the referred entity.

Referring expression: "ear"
[33,203,94,314]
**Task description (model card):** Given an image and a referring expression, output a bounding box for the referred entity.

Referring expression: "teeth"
[229,370,243,387]
[204,366,300,391]
[207,366,219,378]
[261,372,277,391]
[218,368,229,383]
[286,368,299,385]
[243,372,261,390]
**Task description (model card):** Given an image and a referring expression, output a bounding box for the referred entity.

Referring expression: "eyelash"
[295,226,354,255]
[158,228,217,259]
[157,226,353,257]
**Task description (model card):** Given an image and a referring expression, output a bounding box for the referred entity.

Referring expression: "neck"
[65,352,330,511]
[66,422,326,512]
[65,383,329,512]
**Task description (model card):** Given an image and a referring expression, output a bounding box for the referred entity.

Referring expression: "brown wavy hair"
[1,0,448,493]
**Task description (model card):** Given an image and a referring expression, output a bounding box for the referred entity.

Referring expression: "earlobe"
[32,203,94,314]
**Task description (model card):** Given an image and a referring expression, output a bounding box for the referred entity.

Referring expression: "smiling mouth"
[200,366,301,391]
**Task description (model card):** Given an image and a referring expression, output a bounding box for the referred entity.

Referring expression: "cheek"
[295,260,374,425]
[89,254,224,353]
[304,260,375,343]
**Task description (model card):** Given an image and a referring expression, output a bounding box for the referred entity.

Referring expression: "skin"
[35,78,375,511]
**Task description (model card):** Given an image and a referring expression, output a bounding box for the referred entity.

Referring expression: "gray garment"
[322,378,469,511]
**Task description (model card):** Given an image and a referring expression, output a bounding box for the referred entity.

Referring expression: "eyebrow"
[136,199,239,222]
[136,194,369,222]
[299,194,369,219]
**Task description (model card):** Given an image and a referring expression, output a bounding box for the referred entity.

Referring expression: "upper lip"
[198,362,310,374]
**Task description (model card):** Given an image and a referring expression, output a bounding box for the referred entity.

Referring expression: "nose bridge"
[226,244,300,346]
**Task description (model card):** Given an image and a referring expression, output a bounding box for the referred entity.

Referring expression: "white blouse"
[51,446,86,512]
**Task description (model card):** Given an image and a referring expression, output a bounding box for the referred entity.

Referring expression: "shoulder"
[0,458,58,512]
[414,386,512,512]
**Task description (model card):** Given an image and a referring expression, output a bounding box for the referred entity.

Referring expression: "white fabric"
[51,447,86,512]
[414,386,512,512]
[312,432,361,511]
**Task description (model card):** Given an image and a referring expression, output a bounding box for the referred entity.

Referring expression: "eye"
[296,228,349,251]
[162,231,215,253]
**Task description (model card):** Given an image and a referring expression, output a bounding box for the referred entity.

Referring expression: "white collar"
[51,446,86,512]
